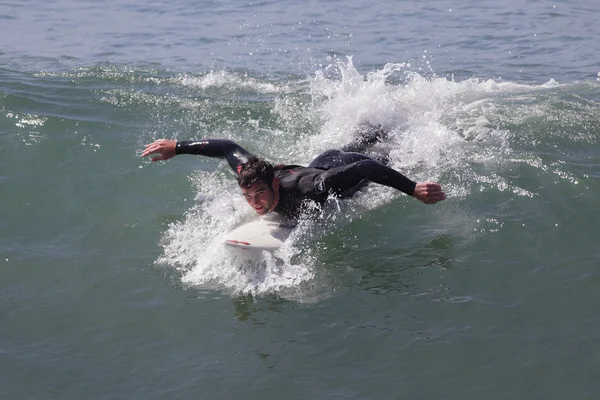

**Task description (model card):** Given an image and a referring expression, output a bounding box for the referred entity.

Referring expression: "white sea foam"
[159,58,560,297]
[176,70,290,94]
[277,57,544,202]
[157,170,329,300]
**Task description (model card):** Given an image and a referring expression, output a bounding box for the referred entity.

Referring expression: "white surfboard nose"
[223,215,296,252]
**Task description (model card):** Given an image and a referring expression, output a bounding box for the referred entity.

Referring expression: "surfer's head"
[238,156,279,215]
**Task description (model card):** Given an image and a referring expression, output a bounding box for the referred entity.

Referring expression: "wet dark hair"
[237,156,275,189]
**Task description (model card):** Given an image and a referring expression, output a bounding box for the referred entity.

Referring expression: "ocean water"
[2,1,600,399]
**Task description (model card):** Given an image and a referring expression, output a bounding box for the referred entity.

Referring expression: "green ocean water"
[2,1,600,399]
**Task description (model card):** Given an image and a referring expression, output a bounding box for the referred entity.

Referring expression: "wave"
[5,61,594,298]
[150,58,600,297]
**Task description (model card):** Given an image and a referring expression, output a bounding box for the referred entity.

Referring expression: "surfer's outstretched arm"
[320,159,446,204]
[141,139,253,172]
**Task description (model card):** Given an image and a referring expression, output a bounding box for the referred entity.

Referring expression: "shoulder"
[275,164,304,170]
[274,164,305,175]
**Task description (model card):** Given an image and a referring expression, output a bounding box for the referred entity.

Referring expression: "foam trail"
[290,57,556,201]
[157,171,322,298]
[157,58,572,297]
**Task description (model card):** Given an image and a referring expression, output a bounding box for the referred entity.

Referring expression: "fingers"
[141,139,176,163]
[424,194,446,204]
[141,140,164,157]
[415,182,446,204]
[421,183,443,192]
[141,139,172,157]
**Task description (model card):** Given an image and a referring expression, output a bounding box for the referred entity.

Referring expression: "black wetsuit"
[175,136,416,219]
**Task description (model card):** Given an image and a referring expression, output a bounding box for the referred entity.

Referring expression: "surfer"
[142,126,446,219]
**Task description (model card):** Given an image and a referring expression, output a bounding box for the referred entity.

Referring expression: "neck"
[269,187,280,212]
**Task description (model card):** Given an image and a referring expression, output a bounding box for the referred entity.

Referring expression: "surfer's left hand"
[413,183,446,204]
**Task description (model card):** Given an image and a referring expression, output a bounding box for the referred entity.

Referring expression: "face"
[241,179,279,215]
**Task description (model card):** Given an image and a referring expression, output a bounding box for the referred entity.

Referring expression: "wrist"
[408,181,417,196]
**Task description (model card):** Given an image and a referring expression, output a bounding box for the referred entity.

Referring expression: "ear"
[271,177,280,191]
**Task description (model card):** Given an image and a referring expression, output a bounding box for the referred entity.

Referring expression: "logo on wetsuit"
[315,179,327,194]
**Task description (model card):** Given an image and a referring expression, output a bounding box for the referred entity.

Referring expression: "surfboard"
[224,215,296,251]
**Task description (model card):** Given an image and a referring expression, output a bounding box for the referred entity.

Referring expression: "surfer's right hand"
[141,139,177,162]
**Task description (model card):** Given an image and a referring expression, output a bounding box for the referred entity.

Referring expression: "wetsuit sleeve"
[320,159,417,196]
[175,139,253,172]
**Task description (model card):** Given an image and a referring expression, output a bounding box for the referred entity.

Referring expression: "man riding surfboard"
[142,126,446,219]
